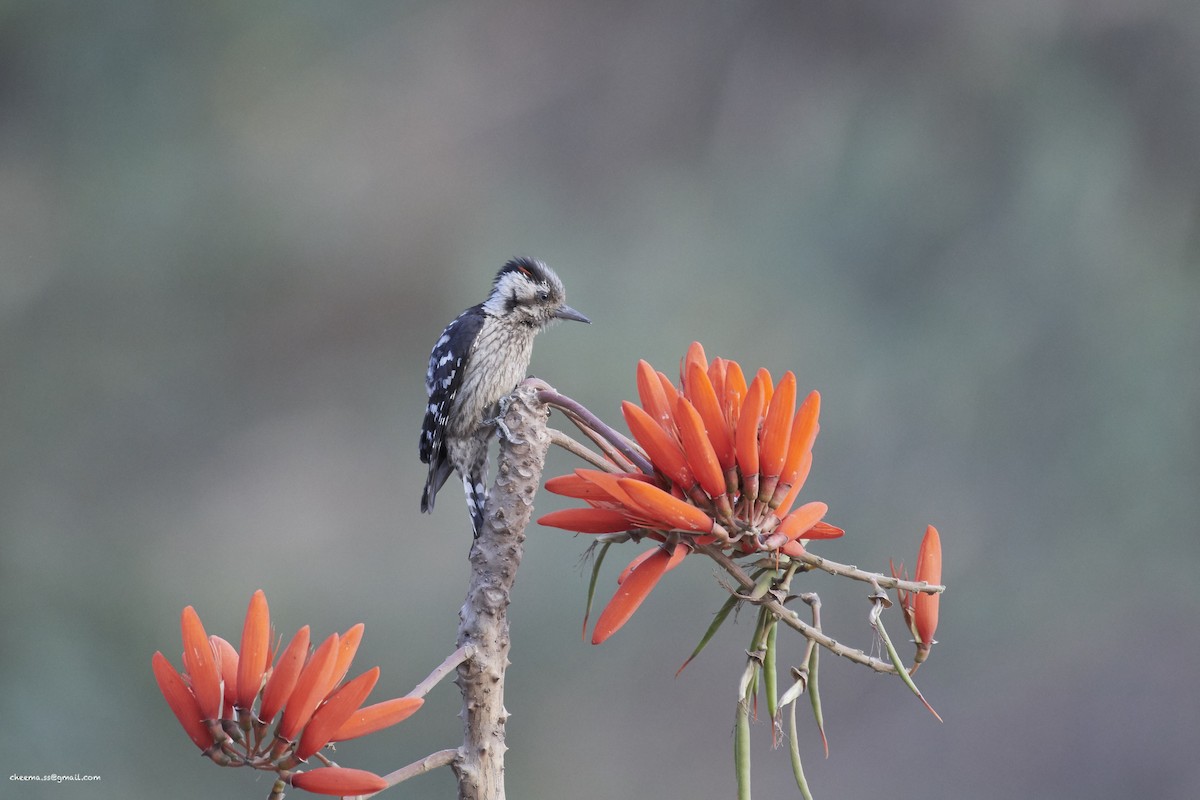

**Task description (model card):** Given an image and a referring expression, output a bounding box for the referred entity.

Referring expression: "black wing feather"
[420,304,485,467]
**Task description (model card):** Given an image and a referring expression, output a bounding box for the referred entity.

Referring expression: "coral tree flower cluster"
[539,343,845,643]
[151,590,423,797]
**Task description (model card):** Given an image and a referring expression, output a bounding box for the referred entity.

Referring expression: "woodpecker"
[420,257,590,536]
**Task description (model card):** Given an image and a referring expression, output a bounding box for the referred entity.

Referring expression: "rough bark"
[453,382,550,800]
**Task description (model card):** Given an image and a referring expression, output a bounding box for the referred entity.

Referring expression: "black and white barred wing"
[419,307,484,510]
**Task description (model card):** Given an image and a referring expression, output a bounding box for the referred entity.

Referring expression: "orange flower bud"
[538,507,635,533]
[296,667,380,760]
[771,392,820,508]
[776,501,828,542]
[636,360,674,432]
[618,478,718,534]
[573,469,646,509]
[722,360,747,432]
[754,368,774,406]
[278,633,339,741]
[773,452,812,517]
[759,370,796,482]
[325,623,364,697]
[674,395,726,498]
[592,547,673,644]
[236,590,271,711]
[685,362,735,471]
[258,626,310,725]
[913,525,942,645]
[622,401,694,490]
[707,357,727,404]
[209,635,239,720]
[680,341,708,390]
[290,767,388,796]
[151,651,213,750]
[330,696,424,742]
[180,606,222,721]
[545,473,618,500]
[735,376,767,498]
[616,546,658,584]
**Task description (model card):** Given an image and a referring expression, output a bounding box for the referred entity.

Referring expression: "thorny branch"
[701,545,901,674]
[452,381,553,800]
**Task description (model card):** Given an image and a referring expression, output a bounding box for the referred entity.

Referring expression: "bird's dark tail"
[421,458,455,513]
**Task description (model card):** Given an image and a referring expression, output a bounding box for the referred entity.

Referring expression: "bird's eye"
[538,290,550,302]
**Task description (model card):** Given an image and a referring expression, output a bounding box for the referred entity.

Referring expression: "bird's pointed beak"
[554,304,591,324]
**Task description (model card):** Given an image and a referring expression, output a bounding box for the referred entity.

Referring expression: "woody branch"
[452,380,551,800]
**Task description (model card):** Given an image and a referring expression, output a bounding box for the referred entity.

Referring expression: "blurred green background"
[3,1,1198,798]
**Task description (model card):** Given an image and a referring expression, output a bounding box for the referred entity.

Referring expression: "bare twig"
[557,412,638,471]
[537,387,654,474]
[701,545,901,674]
[789,550,945,596]
[547,428,613,471]
[374,748,459,794]
[407,644,474,701]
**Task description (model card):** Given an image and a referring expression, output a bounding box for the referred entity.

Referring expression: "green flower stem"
[787,700,814,800]
[735,694,753,800]
[764,619,779,720]
[676,592,740,676]
[871,601,943,722]
[582,542,611,640]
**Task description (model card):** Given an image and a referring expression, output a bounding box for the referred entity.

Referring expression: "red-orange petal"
[236,590,271,711]
[258,625,310,725]
[780,540,806,558]
[618,478,715,533]
[776,501,828,541]
[686,363,736,471]
[802,521,844,540]
[774,452,812,517]
[723,361,747,430]
[777,393,820,491]
[545,474,619,500]
[664,541,690,571]
[180,606,223,721]
[324,624,364,698]
[210,635,239,720]
[735,376,767,484]
[296,666,381,760]
[636,359,675,432]
[680,341,708,391]
[291,767,388,796]
[574,469,641,508]
[616,547,658,584]
[707,357,727,405]
[759,371,796,479]
[278,633,339,741]
[755,368,774,406]
[330,696,425,742]
[674,395,726,498]
[913,525,942,644]
[657,370,679,405]
[592,547,673,644]
[538,507,635,533]
[622,401,693,490]
[151,651,214,751]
